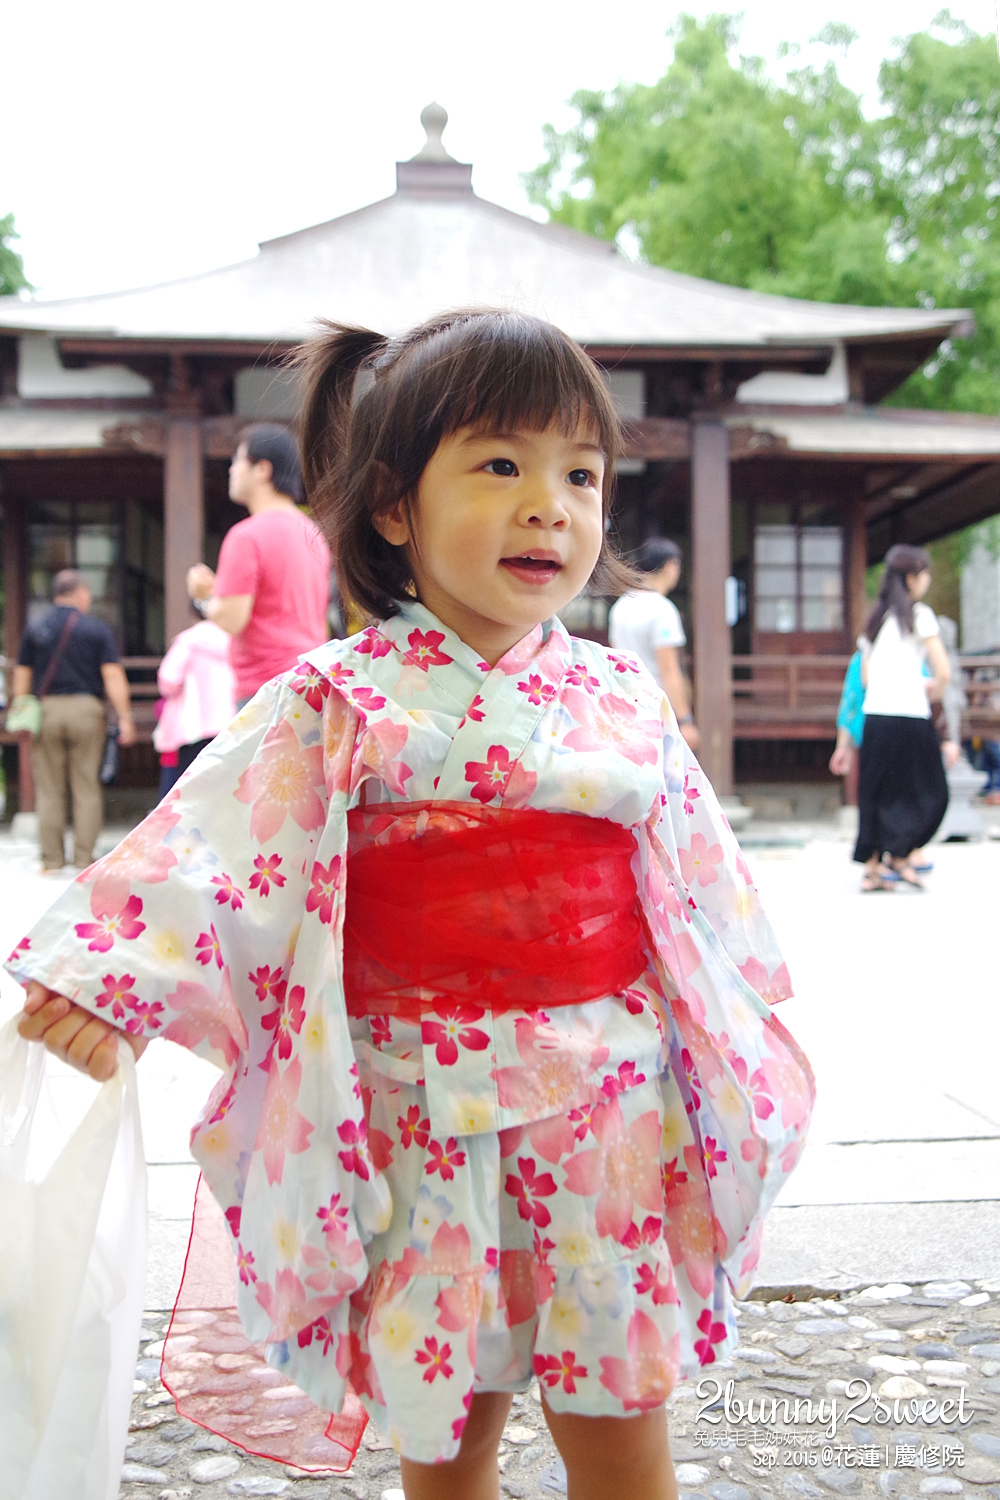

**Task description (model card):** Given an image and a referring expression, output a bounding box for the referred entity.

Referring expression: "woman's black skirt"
[854,714,949,863]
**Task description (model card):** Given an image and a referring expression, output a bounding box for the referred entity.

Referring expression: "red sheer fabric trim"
[160,1176,367,1473]
[343,802,645,1021]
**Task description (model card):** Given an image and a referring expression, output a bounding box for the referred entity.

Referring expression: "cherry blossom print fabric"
[6,601,813,1466]
[162,1178,369,1472]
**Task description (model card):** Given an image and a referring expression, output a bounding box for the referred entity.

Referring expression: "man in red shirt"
[187,425,331,706]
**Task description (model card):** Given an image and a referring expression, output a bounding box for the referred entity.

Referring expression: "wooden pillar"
[3,491,33,812]
[164,419,204,645]
[843,482,869,808]
[16,732,34,814]
[845,755,859,809]
[691,419,734,795]
[847,482,868,642]
[3,488,25,664]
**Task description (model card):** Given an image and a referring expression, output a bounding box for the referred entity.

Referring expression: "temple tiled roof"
[0,107,971,355]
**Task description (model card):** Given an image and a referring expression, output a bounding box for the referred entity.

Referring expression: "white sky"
[3,0,998,300]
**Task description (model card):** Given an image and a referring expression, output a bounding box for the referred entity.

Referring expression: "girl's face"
[907,568,932,601]
[375,422,606,664]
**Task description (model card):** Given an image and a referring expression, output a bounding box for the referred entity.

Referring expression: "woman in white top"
[608,537,699,749]
[855,544,950,890]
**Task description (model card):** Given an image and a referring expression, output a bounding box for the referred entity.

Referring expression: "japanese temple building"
[2,103,1000,798]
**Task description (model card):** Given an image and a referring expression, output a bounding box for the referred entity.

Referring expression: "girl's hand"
[829,744,854,777]
[16,980,148,1082]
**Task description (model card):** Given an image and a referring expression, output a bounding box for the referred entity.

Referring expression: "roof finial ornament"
[411,102,457,164]
[395,102,473,194]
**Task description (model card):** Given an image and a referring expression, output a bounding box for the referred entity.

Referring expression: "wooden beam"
[164,419,204,644]
[583,343,834,367]
[690,419,734,795]
[865,462,974,521]
[619,413,787,462]
[867,461,1000,556]
[102,417,166,455]
[100,414,275,460]
[733,725,838,741]
[620,417,690,461]
[727,424,790,460]
[203,415,249,459]
[58,337,294,361]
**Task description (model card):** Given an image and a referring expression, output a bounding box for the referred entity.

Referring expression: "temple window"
[754,507,844,635]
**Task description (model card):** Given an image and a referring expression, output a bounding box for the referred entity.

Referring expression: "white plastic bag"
[0,1016,148,1500]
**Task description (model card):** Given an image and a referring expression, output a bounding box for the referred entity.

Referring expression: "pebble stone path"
[119,1279,1000,1500]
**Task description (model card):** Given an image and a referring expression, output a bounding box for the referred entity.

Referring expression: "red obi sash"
[342,802,646,1020]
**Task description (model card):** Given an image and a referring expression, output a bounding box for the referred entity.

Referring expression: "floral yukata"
[7,602,814,1466]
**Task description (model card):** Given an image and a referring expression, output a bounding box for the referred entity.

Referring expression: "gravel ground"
[119,1279,1000,1500]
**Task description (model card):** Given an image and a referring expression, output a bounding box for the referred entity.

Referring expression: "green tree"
[524,17,890,298]
[524,11,1000,414]
[0,213,31,298]
[873,15,1000,410]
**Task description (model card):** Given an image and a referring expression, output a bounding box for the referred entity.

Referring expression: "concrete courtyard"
[1,815,998,1305]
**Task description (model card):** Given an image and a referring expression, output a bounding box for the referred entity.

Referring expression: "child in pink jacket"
[154,619,236,792]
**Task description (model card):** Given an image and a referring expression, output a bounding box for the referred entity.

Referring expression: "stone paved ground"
[120,1280,1000,1499]
[1,820,997,1497]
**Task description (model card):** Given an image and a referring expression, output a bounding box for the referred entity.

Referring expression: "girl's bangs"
[415,316,620,461]
[452,377,611,453]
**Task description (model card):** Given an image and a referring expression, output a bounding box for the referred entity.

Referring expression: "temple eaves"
[395,102,473,195]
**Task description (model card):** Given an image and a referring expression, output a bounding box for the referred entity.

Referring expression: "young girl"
[13,311,813,1500]
[854,544,951,891]
[154,612,236,795]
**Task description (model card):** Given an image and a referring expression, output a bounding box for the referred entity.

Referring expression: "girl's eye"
[484,458,517,477]
[568,468,596,487]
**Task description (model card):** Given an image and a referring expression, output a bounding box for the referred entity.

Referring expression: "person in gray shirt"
[609,538,699,749]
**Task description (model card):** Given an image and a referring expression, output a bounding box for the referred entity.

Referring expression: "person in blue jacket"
[829,650,865,777]
[830,650,959,882]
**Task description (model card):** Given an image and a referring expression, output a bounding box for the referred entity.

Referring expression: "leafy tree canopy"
[524,11,1000,413]
[0,213,31,299]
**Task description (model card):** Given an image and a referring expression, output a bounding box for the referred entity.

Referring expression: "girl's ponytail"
[863,543,931,641]
[295,322,388,503]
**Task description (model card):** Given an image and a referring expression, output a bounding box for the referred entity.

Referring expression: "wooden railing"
[0,655,164,813]
[0,655,164,741]
[121,656,163,737]
[732,655,852,739]
[0,646,995,799]
[732,652,1000,739]
[962,654,1000,737]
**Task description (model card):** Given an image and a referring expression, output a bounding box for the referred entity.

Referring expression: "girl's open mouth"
[500,553,563,584]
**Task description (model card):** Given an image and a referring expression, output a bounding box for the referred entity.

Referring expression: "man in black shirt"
[13,569,135,872]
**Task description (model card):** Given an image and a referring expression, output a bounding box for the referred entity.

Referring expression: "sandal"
[861,871,890,892]
[886,858,925,890]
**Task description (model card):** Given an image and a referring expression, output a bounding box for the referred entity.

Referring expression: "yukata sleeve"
[648,694,792,1004]
[6,677,324,1062]
[632,695,815,1296]
[5,674,392,1398]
